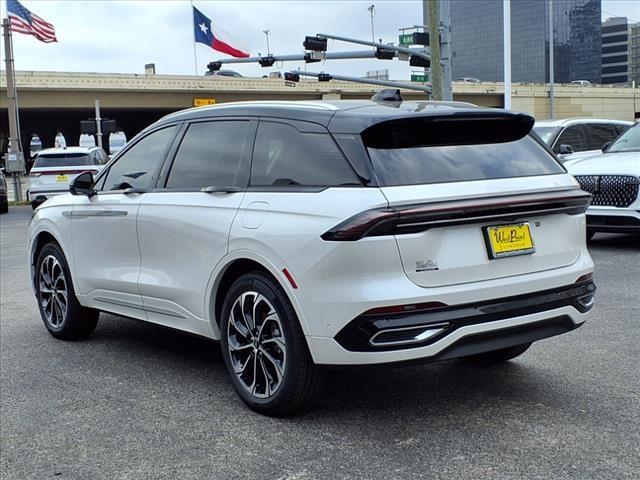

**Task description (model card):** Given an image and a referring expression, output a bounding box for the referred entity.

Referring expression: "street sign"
[193,98,216,107]
[399,32,431,47]
[411,73,429,83]
[399,34,414,46]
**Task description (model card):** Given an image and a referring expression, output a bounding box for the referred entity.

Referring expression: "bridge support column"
[322,92,341,100]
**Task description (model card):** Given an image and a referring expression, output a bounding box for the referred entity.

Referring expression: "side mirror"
[559,144,574,155]
[70,171,95,196]
[602,141,612,152]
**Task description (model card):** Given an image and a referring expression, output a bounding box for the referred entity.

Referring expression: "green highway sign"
[399,34,414,46]
[411,73,429,83]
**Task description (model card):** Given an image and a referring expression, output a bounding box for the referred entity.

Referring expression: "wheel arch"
[30,228,70,290]
[206,251,309,340]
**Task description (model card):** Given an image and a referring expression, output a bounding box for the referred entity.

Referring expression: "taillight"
[576,273,593,283]
[321,189,592,241]
[362,301,447,316]
[321,209,398,241]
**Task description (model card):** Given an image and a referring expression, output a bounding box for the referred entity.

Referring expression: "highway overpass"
[1,70,636,155]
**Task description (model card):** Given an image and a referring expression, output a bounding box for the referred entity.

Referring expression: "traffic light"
[102,119,118,134]
[304,52,323,63]
[259,55,276,67]
[303,36,327,52]
[284,72,300,82]
[80,120,96,135]
[207,61,222,71]
[375,47,395,60]
[409,55,430,68]
[413,32,430,46]
[317,73,332,82]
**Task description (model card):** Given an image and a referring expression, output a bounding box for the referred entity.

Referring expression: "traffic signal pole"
[426,0,442,100]
[293,70,432,94]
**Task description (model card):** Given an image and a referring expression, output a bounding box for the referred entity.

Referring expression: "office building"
[450,0,602,84]
[602,17,629,84]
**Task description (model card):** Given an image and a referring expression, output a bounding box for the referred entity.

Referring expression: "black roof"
[153,100,529,134]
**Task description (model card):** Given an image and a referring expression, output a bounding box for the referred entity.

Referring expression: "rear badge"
[416,260,439,272]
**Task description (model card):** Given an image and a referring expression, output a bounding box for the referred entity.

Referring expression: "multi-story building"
[450,0,602,84]
[630,22,640,85]
[602,17,629,84]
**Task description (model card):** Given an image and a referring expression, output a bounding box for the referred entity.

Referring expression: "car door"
[553,124,589,154]
[71,124,180,320]
[585,123,621,152]
[136,119,256,335]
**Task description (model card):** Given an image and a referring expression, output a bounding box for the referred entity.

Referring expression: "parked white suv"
[28,100,596,415]
[566,123,640,238]
[533,118,632,162]
[28,146,108,209]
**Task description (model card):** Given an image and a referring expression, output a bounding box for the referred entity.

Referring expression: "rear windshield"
[366,135,565,187]
[34,153,91,168]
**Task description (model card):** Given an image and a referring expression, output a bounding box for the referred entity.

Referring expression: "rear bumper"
[309,304,591,365]
[335,280,595,352]
[27,189,69,203]
[586,207,640,234]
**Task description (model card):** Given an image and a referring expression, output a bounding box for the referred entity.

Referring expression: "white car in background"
[28,146,108,209]
[566,123,640,239]
[533,118,632,162]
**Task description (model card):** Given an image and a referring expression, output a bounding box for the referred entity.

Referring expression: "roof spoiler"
[362,111,535,149]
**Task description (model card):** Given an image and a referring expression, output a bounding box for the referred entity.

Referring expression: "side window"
[554,125,588,153]
[97,150,108,165]
[250,122,358,187]
[101,125,178,191]
[615,124,631,136]
[587,124,619,150]
[166,121,251,189]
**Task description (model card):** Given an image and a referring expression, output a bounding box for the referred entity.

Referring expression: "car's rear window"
[366,135,565,186]
[34,153,91,168]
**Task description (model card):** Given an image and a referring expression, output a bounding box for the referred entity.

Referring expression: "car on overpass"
[566,122,640,239]
[28,99,595,416]
[533,118,632,162]
[28,146,108,209]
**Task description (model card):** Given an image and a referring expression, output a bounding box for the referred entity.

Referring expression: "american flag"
[7,0,57,43]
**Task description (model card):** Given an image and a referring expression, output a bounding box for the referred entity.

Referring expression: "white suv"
[28,146,108,209]
[28,100,596,415]
[533,118,632,162]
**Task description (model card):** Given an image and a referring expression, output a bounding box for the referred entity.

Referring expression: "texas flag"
[193,7,250,58]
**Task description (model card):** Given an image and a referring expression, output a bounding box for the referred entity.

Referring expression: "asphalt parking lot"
[1,205,638,480]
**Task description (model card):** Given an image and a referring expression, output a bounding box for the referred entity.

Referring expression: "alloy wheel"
[227,291,286,399]
[39,255,68,328]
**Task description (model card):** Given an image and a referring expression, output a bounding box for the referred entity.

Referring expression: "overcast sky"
[3,0,639,80]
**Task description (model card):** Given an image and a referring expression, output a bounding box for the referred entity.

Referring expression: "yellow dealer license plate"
[484,223,535,259]
[56,174,69,183]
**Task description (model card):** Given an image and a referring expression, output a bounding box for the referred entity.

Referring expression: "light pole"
[367,5,376,54]
[549,0,555,119]
[263,29,270,56]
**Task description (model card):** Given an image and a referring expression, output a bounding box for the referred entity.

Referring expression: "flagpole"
[2,17,25,202]
[190,0,198,75]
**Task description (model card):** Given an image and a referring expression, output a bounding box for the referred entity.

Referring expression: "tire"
[35,242,99,340]
[586,230,596,241]
[0,202,7,214]
[462,343,531,366]
[220,272,324,416]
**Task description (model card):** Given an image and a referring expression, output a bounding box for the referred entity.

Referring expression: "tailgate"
[381,176,587,287]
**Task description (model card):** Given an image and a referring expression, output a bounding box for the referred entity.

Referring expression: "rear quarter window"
[366,135,565,186]
[250,122,359,187]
